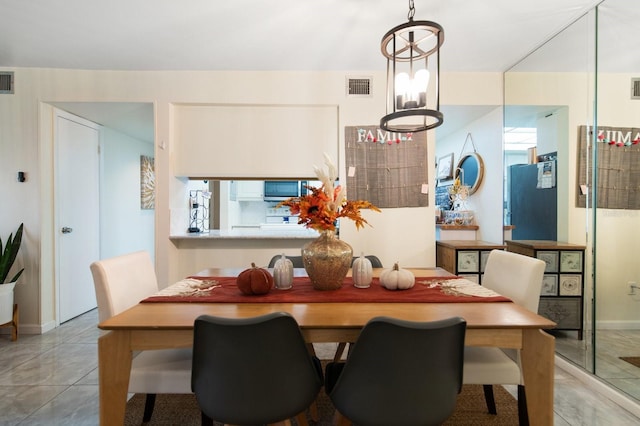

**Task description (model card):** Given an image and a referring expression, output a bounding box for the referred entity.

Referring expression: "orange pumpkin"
[237,263,274,295]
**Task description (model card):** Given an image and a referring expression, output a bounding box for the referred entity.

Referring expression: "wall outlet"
[629,281,639,295]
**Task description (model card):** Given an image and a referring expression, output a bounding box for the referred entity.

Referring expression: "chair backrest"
[351,255,383,268]
[482,249,546,312]
[90,251,159,322]
[328,316,466,426]
[192,312,323,425]
[267,255,304,268]
[268,254,383,269]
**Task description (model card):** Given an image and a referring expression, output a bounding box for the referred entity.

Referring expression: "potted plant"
[0,223,23,325]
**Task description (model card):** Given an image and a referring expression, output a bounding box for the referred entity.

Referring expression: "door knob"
[61,227,73,234]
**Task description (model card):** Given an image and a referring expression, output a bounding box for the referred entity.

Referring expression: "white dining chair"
[90,250,193,423]
[462,249,545,426]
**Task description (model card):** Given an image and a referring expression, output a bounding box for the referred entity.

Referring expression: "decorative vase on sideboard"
[302,230,352,290]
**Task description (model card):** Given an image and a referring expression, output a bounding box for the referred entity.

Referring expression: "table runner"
[142,276,511,304]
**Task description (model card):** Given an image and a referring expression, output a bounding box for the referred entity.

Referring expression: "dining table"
[97,267,556,426]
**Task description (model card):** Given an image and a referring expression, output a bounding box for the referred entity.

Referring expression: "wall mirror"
[505,0,640,407]
[504,3,594,370]
[454,152,484,195]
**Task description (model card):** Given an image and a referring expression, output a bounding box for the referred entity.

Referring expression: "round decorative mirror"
[454,152,484,195]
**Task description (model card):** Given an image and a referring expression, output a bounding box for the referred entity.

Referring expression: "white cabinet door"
[231,181,263,200]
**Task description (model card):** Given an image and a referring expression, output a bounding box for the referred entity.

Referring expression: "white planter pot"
[0,282,16,325]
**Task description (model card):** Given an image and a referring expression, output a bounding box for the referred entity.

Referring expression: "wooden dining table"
[97,267,556,426]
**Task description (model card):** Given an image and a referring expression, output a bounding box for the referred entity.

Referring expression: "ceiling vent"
[0,72,14,94]
[346,76,372,97]
[631,78,640,100]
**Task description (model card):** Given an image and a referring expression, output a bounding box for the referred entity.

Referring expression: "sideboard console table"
[506,240,586,339]
[435,240,506,284]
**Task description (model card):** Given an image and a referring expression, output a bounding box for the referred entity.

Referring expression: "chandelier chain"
[408,0,415,21]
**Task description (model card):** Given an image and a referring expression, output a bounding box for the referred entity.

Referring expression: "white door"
[55,109,100,323]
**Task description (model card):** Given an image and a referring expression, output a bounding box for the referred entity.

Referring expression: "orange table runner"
[142,276,511,304]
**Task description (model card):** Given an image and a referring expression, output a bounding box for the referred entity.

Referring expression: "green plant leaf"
[0,223,24,284]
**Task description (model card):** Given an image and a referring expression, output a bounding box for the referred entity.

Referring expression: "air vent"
[346,76,372,97]
[0,72,14,94]
[631,78,640,99]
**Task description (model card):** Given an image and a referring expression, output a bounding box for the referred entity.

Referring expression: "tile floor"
[555,328,640,401]
[0,309,639,425]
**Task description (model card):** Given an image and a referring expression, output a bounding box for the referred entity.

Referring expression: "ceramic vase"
[302,230,352,290]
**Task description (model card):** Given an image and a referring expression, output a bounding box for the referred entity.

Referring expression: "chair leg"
[334,342,347,361]
[142,393,156,422]
[517,384,529,426]
[482,384,497,415]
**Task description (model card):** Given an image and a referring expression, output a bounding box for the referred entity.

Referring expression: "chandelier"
[380,0,444,133]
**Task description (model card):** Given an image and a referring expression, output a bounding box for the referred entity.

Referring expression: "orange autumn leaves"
[279,185,379,232]
[277,154,380,232]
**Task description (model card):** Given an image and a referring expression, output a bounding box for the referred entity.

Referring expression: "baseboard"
[596,320,640,330]
[555,355,640,418]
[0,320,57,336]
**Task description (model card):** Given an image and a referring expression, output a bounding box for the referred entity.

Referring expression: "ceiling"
[1,0,602,72]
[1,0,606,142]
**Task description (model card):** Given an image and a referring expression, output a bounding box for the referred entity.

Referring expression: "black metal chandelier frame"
[380,2,445,133]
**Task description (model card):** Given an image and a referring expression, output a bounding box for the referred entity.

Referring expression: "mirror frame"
[455,152,485,195]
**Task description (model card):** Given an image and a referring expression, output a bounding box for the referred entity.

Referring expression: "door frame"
[53,108,102,325]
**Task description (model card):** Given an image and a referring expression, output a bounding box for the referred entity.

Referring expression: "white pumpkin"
[273,254,294,290]
[380,262,415,290]
[352,252,373,288]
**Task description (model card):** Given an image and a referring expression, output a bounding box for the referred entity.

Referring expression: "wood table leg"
[11,304,18,341]
[521,329,555,426]
[98,330,132,426]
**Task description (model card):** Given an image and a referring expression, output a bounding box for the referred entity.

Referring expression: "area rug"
[620,356,640,368]
[125,384,519,426]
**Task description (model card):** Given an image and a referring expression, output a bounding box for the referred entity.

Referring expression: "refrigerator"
[508,160,557,240]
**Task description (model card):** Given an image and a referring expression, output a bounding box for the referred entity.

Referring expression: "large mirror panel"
[505,0,640,405]
[593,0,640,402]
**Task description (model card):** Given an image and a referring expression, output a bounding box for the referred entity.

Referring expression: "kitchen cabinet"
[506,240,585,339]
[436,240,506,283]
[173,104,339,178]
[230,181,263,201]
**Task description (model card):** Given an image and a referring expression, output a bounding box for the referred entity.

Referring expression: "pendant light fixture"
[380,0,444,133]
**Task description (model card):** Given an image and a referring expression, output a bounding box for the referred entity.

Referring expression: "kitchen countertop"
[170,228,320,240]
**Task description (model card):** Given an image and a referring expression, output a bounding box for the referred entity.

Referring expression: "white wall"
[0,67,502,331]
[436,107,504,243]
[593,73,640,328]
[100,126,155,260]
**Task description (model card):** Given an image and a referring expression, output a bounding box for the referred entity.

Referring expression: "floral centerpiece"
[277,154,380,290]
[447,176,469,199]
[445,177,473,225]
[277,154,380,232]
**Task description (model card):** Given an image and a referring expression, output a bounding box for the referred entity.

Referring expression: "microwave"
[263,180,307,201]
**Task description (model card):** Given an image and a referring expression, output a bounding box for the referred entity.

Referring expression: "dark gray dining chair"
[268,254,304,268]
[325,316,467,426]
[267,254,383,269]
[332,254,384,361]
[351,254,383,268]
[191,312,323,426]
[267,253,383,362]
